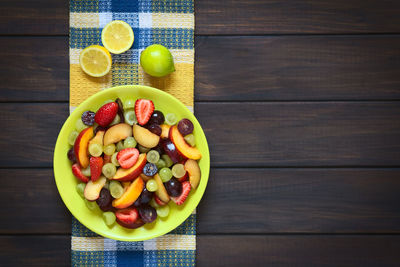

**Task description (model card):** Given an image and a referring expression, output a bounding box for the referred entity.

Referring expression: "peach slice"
[184,159,201,189]
[84,176,107,201]
[154,173,170,203]
[74,127,94,168]
[169,126,201,160]
[89,129,105,146]
[112,153,147,182]
[103,123,132,146]
[133,124,160,148]
[160,124,171,139]
[112,177,144,209]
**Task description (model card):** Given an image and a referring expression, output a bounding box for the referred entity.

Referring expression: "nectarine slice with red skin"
[112,153,147,182]
[133,124,160,148]
[169,126,201,160]
[184,159,201,189]
[89,129,105,147]
[103,123,132,146]
[84,176,107,201]
[74,127,94,168]
[112,177,144,209]
[160,124,171,139]
[154,173,170,203]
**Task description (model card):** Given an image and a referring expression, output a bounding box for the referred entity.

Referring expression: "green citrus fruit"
[140,44,175,77]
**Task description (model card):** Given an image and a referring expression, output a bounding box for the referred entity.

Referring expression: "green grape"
[102,211,116,226]
[75,118,88,132]
[155,159,166,170]
[102,163,116,178]
[111,152,120,166]
[156,205,170,218]
[124,137,137,148]
[89,143,103,157]
[84,199,97,210]
[81,166,91,177]
[138,144,150,153]
[68,131,79,146]
[147,150,160,164]
[165,113,177,125]
[116,141,125,152]
[124,99,135,109]
[109,114,121,126]
[103,179,110,190]
[161,154,173,168]
[184,134,196,147]
[124,109,137,125]
[103,144,116,156]
[159,167,173,182]
[146,179,158,192]
[109,180,124,198]
[149,197,159,208]
[76,183,86,198]
[172,164,186,178]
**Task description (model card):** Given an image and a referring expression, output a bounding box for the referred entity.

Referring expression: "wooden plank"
[1,102,400,167]
[2,1,400,35]
[0,236,70,266]
[2,168,400,234]
[197,235,400,266]
[2,36,400,102]
[198,168,400,234]
[0,37,68,101]
[195,36,400,101]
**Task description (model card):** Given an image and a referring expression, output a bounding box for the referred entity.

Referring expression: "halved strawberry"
[171,181,191,205]
[117,148,139,169]
[94,102,118,127]
[154,194,167,206]
[90,157,103,181]
[135,99,154,125]
[115,207,139,227]
[178,172,188,182]
[103,154,111,164]
[72,163,89,183]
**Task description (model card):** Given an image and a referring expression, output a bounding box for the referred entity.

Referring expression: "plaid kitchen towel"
[69,0,195,266]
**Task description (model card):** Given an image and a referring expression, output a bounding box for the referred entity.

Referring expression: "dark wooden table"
[1,1,400,266]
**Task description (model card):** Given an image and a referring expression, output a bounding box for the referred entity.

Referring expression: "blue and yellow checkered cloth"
[69,0,195,266]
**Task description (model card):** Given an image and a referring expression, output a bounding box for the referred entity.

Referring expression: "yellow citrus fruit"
[79,45,112,77]
[101,20,134,54]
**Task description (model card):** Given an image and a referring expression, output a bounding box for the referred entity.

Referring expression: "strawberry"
[135,99,154,125]
[71,163,89,183]
[154,195,167,206]
[171,181,191,205]
[117,148,139,169]
[94,102,118,127]
[103,154,111,164]
[90,157,103,181]
[115,207,139,225]
[178,172,188,182]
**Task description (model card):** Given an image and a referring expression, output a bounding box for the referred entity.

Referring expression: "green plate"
[53,85,210,241]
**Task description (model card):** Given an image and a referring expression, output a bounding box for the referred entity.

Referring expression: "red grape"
[178,119,194,135]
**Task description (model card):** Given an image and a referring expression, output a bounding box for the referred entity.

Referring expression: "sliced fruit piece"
[154,194,167,206]
[112,153,147,182]
[103,123,132,146]
[84,176,107,201]
[89,129,105,147]
[153,173,170,203]
[112,177,144,209]
[117,216,145,229]
[117,148,139,169]
[133,124,160,148]
[79,45,112,77]
[184,159,201,189]
[140,173,152,182]
[115,207,141,228]
[74,127,94,168]
[90,157,104,181]
[171,181,191,205]
[135,99,154,125]
[72,163,90,183]
[101,20,134,54]
[103,154,112,164]
[169,125,201,160]
[177,172,188,183]
[160,124,171,139]
[95,102,118,127]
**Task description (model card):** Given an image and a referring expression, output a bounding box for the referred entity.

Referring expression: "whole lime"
[140,44,175,77]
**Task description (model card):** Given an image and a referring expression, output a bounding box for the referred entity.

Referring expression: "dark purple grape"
[165,178,182,197]
[143,163,158,177]
[138,205,157,223]
[96,188,113,211]
[67,148,76,162]
[81,111,95,126]
[153,143,164,155]
[148,110,164,125]
[134,188,153,206]
[115,98,125,123]
[178,118,194,136]
[147,124,162,136]
[162,139,181,163]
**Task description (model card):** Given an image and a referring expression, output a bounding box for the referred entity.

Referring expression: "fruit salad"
[68,98,202,229]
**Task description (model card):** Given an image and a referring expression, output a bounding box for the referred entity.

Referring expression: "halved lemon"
[79,45,112,77]
[101,20,134,54]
